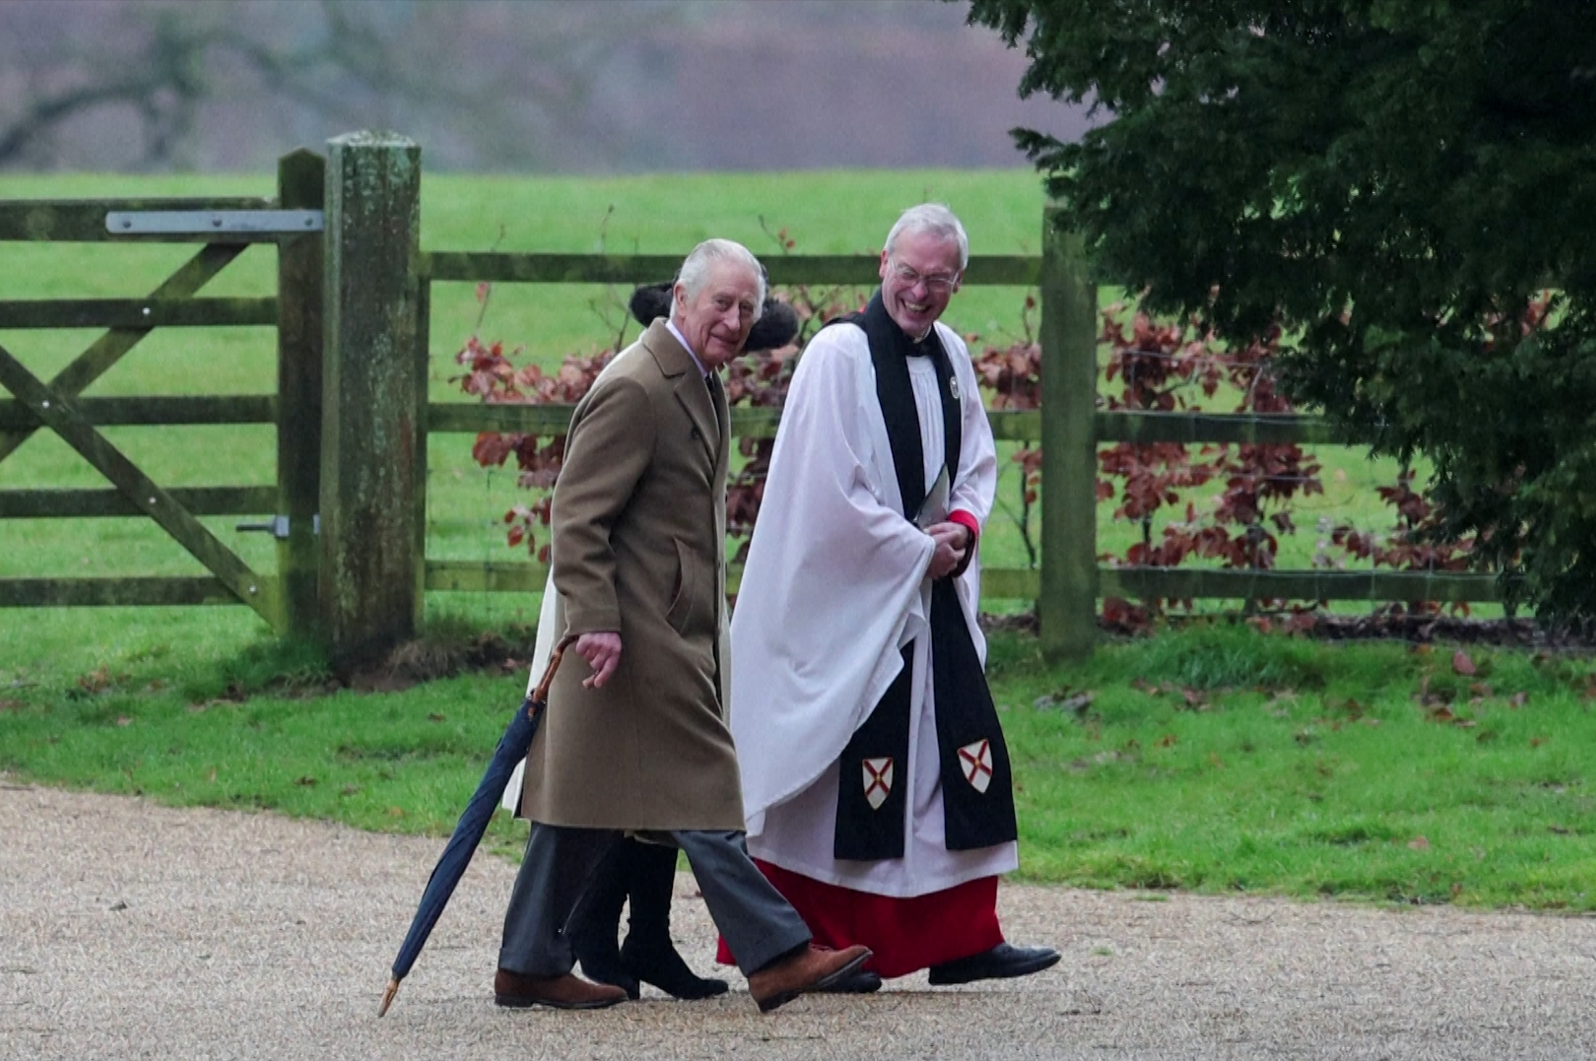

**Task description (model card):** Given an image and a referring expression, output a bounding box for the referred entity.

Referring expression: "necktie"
[706,372,726,450]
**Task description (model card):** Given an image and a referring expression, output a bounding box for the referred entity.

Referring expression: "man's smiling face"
[673,260,762,371]
[878,228,962,338]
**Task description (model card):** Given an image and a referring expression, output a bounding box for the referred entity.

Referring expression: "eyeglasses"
[887,259,960,294]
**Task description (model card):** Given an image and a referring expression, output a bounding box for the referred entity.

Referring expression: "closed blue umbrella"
[379,636,574,1016]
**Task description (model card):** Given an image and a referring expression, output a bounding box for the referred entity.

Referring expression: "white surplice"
[729,320,1016,898]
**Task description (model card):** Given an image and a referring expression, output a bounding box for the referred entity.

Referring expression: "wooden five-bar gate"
[0,133,1505,664]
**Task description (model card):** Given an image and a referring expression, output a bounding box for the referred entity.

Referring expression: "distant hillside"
[0,0,1092,173]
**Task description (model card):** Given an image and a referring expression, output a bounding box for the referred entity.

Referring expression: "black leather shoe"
[815,968,882,993]
[621,936,729,1000]
[927,943,1060,985]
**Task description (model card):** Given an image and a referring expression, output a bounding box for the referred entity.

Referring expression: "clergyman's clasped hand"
[924,521,972,581]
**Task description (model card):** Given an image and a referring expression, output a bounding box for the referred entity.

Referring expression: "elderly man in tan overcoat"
[494,239,870,1014]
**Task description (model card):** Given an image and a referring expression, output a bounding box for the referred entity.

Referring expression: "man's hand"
[925,522,973,580]
[574,631,622,689]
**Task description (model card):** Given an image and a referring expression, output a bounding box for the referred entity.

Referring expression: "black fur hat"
[628,281,800,353]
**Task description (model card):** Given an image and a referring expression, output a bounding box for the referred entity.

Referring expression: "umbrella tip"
[379,977,401,1017]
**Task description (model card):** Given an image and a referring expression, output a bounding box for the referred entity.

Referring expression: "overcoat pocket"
[665,537,702,635]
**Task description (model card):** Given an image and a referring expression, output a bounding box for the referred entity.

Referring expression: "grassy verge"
[0,609,541,858]
[4,617,1593,908]
[994,624,1596,907]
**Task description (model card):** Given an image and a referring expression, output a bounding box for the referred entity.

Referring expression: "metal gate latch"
[235,515,320,539]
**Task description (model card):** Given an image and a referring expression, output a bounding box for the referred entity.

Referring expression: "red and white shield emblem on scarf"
[862,757,894,810]
[958,739,993,794]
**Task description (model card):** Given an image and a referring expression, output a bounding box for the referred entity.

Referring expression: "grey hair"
[884,203,969,271]
[675,238,766,319]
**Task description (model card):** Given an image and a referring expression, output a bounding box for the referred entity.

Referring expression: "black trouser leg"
[618,838,679,947]
[567,840,640,997]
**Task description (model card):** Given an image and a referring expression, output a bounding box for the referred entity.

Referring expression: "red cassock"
[717,863,1003,979]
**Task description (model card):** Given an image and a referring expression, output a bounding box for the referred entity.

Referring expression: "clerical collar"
[665,319,712,378]
[857,290,941,359]
[902,321,936,355]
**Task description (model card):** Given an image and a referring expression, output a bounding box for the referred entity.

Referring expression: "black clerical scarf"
[831,292,1018,861]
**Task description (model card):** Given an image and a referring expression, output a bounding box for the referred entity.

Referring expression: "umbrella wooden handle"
[531,634,579,704]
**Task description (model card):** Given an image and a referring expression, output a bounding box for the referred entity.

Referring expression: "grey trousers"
[498,824,811,977]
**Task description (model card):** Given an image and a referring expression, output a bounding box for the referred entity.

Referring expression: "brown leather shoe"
[494,968,629,1010]
[746,944,872,1013]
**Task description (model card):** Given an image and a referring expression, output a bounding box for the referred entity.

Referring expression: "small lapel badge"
[948,376,961,402]
[958,739,993,794]
[863,756,894,810]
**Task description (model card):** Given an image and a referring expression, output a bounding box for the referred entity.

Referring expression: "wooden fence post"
[276,148,324,641]
[411,276,430,619]
[319,132,423,663]
[1038,206,1098,662]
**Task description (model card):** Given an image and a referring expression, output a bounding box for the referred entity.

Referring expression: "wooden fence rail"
[0,298,277,329]
[0,486,276,519]
[0,198,272,242]
[0,396,275,430]
[423,251,1041,287]
[0,131,1505,665]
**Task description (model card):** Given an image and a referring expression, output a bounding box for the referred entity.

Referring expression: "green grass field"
[6,169,1575,910]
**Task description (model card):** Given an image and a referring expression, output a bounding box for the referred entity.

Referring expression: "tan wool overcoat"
[518,320,743,831]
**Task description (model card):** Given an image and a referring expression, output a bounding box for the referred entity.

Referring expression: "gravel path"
[3,780,1594,1060]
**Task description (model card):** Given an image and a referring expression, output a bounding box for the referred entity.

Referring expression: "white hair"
[884,203,969,270]
[675,238,766,319]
